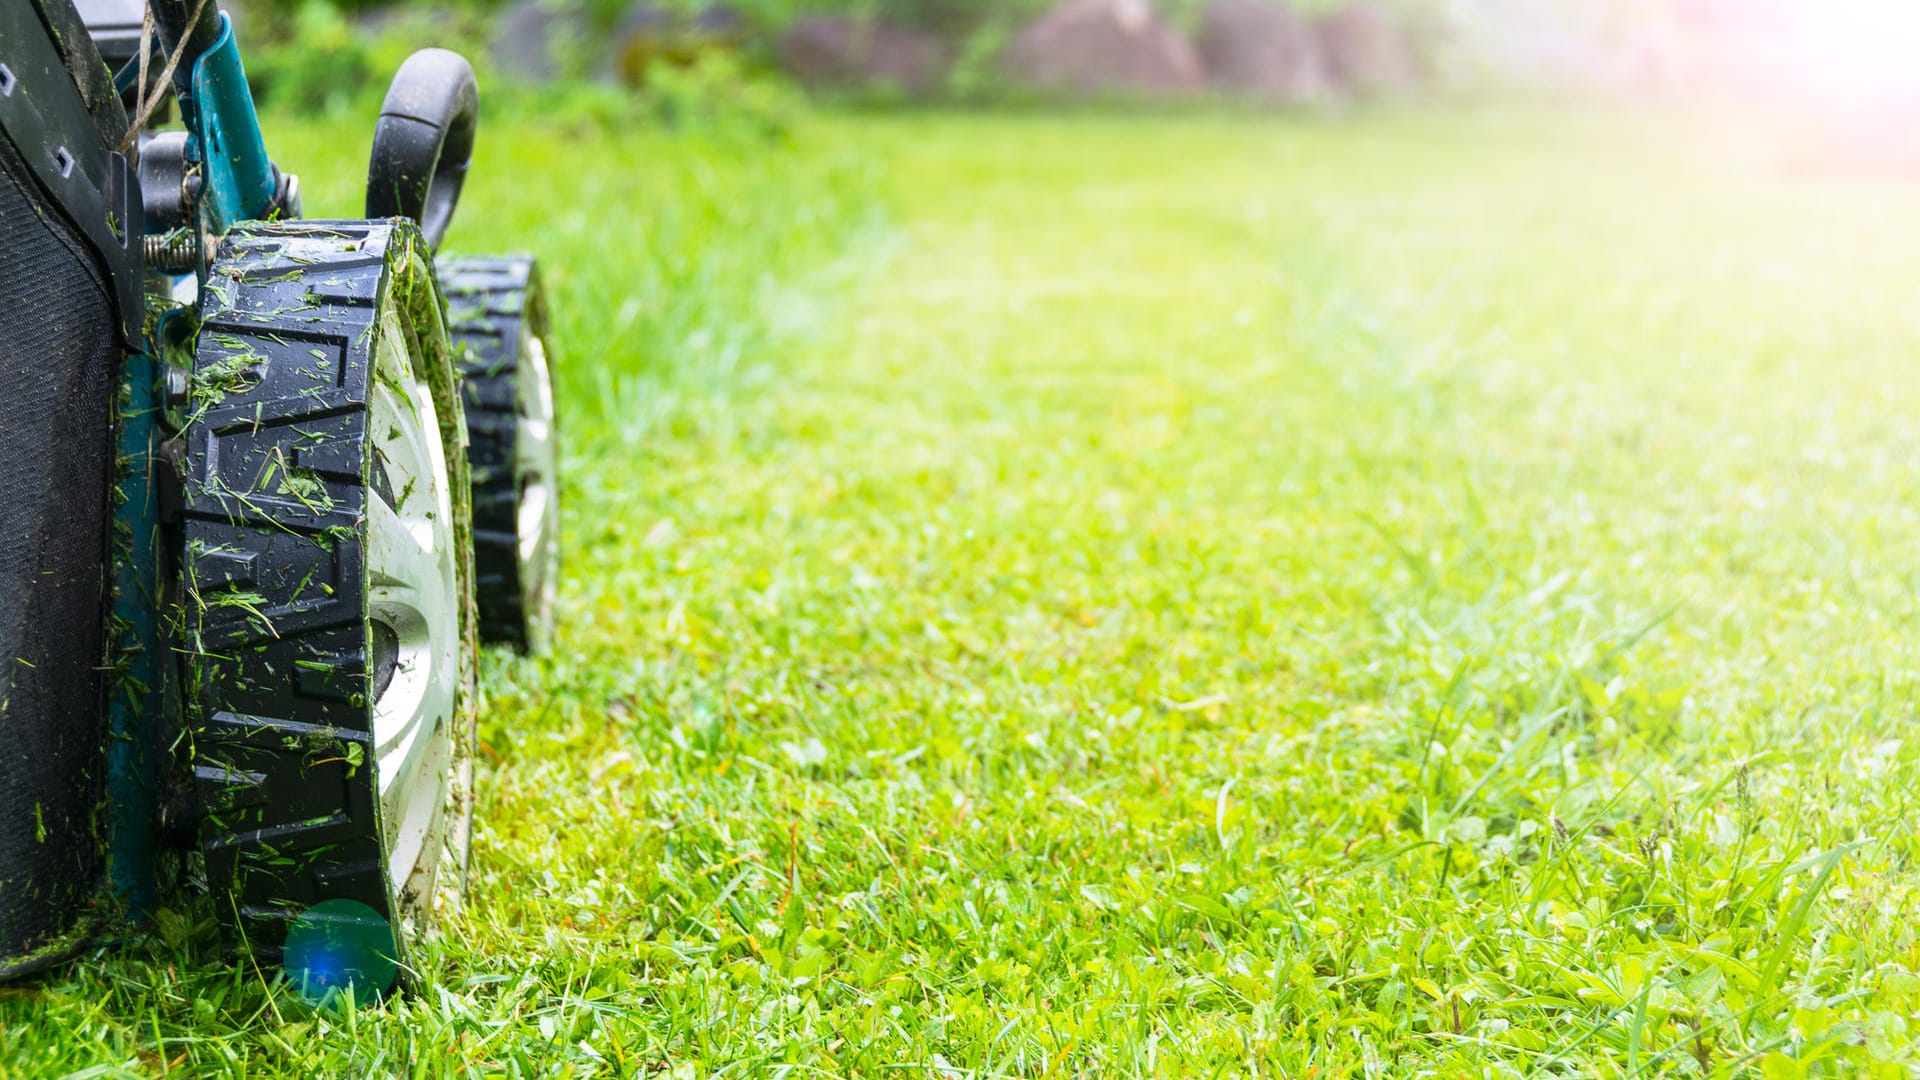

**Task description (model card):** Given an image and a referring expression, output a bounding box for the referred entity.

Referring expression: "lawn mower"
[0,0,560,996]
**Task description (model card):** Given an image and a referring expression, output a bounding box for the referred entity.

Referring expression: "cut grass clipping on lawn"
[11,107,1920,1076]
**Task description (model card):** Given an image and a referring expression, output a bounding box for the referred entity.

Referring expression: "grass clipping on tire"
[178,220,481,942]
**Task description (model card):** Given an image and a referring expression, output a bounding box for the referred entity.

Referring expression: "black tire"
[366,49,479,252]
[180,219,478,993]
[440,255,559,654]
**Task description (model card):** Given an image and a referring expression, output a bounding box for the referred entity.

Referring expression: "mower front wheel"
[180,219,478,997]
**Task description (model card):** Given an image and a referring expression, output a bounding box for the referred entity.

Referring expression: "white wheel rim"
[365,309,462,914]
[515,325,559,649]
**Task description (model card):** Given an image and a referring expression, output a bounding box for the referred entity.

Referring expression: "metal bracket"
[185,13,275,233]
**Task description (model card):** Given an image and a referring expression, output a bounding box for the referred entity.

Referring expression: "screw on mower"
[0,0,562,998]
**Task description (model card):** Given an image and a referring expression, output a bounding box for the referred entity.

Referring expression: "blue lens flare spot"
[282,898,400,1004]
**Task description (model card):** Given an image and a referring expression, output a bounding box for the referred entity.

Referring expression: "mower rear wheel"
[440,256,559,654]
[181,220,478,996]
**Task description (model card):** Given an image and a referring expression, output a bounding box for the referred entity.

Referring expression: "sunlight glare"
[1777,0,1920,106]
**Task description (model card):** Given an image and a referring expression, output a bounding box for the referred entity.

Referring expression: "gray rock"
[1003,0,1204,98]
[692,5,746,37]
[779,17,950,97]
[1197,0,1332,104]
[610,5,675,84]
[611,4,749,85]
[1316,2,1415,98]
[491,0,595,84]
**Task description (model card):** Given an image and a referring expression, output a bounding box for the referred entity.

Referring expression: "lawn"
[11,103,1920,1076]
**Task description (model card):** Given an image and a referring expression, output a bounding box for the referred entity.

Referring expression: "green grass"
[13,105,1920,1076]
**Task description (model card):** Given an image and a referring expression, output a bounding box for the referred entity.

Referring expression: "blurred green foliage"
[245,2,471,113]
[236,0,1445,113]
[235,0,1245,114]
[242,0,805,131]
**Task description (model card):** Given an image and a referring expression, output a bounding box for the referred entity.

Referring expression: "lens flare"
[282,898,401,1005]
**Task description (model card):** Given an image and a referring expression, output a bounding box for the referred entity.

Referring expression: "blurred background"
[226,0,1920,176]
